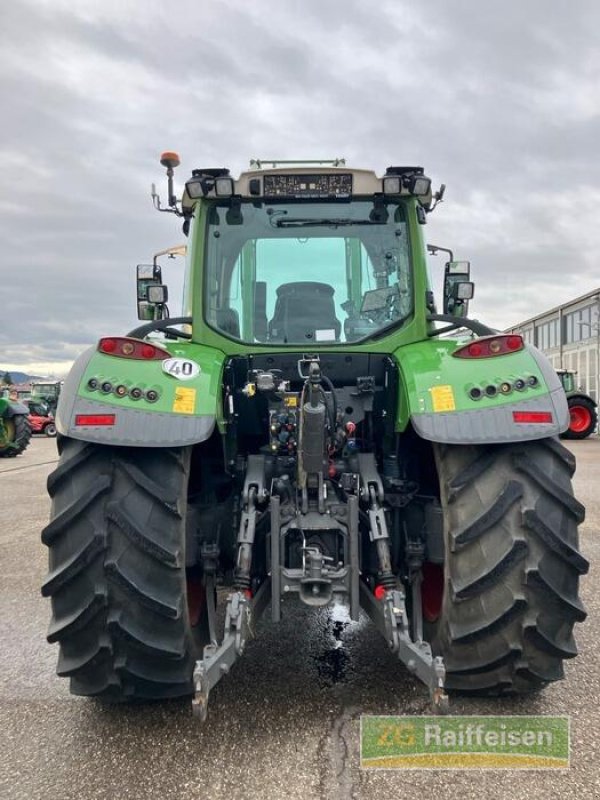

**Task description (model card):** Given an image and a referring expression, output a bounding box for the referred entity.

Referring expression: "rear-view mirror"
[443,260,472,317]
[136,263,168,320]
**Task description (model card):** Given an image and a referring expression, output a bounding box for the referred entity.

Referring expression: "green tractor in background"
[42,155,587,717]
[31,381,63,416]
[0,395,32,457]
[556,369,597,440]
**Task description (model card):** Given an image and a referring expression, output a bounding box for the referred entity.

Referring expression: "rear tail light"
[513,411,553,424]
[98,337,170,360]
[453,335,524,359]
[75,414,116,426]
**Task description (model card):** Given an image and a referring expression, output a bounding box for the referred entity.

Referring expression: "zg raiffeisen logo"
[360,716,570,769]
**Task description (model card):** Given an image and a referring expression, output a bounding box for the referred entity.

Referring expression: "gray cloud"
[1,0,599,373]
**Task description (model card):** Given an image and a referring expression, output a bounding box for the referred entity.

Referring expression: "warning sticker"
[430,385,456,412]
[173,387,196,414]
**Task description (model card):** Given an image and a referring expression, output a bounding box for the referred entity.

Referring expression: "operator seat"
[268,282,341,343]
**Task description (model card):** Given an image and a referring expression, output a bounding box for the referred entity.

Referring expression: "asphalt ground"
[0,436,598,800]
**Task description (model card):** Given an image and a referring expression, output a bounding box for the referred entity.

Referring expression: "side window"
[358,232,411,318]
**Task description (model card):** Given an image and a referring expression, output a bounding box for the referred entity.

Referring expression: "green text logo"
[360,716,569,769]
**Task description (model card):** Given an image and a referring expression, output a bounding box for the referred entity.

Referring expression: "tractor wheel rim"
[570,405,592,433]
[421,562,444,622]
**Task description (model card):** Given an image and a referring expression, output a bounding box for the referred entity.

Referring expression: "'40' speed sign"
[162,358,201,381]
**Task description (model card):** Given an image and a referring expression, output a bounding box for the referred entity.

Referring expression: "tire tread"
[42,439,206,701]
[431,438,586,694]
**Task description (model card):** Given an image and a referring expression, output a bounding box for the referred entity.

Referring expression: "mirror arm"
[427,243,454,261]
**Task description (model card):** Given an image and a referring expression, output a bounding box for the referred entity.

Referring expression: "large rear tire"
[429,437,588,694]
[0,414,32,457]
[42,437,209,700]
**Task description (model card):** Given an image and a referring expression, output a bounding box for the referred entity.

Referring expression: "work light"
[383,176,401,194]
[185,178,205,199]
[215,177,234,196]
[407,175,432,195]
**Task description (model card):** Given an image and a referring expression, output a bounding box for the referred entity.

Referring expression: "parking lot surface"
[1,437,598,799]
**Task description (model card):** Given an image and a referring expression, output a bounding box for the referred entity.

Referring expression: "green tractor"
[42,155,588,716]
[31,380,63,416]
[556,369,597,440]
[0,395,32,457]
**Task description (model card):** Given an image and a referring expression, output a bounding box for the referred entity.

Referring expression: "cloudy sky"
[2,0,599,376]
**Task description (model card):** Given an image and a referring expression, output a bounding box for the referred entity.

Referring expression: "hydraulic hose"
[321,374,338,425]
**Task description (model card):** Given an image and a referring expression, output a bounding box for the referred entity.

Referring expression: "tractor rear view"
[42,155,587,716]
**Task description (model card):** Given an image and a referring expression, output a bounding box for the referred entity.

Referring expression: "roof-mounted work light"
[406,174,432,195]
[383,166,431,197]
[382,176,401,195]
[185,168,232,199]
[185,178,206,199]
[215,176,234,196]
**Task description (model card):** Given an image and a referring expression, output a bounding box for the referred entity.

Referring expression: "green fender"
[56,342,226,447]
[0,397,29,418]
[393,339,569,444]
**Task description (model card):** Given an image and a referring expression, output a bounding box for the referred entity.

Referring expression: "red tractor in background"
[24,399,57,437]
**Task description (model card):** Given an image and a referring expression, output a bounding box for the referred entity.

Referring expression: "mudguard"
[0,399,29,417]
[394,340,569,444]
[56,342,226,447]
[567,392,597,409]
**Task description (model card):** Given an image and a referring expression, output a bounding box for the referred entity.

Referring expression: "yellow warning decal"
[173,386,196,414]
[430,385,456,412]
[284,395,298,408]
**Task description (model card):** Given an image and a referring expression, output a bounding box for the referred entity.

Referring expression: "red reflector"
[506,336,522,351]
[99,338,116,353]
[141,344,156,359]
[453,334,524,359]
[75,414,116,426]
[374,585,387,600]
[97,337,169,360]
[512,411,553,424]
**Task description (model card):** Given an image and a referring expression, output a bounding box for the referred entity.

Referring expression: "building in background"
[507,288,600,401]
